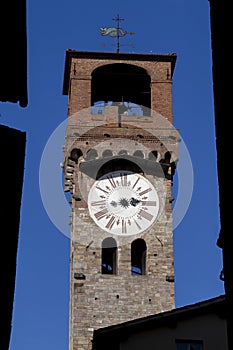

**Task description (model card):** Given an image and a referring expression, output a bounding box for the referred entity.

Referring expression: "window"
[131,239,147,275]
[101,237,117,274]
[91,64,151,112]
[69,148,83,162]
[102,149,113,158]
[148,150,158,161]
[85,148,98,161]
[133,150,144,158]
[176,340,203,350]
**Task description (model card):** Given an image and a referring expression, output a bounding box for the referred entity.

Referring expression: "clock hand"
[130,197,141,207]
[110,198,131,209]
[110,198,130,208]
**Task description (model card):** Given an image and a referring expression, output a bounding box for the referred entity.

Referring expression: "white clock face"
[88,170,159,235]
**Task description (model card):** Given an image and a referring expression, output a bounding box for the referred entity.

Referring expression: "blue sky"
[0,1,225,350]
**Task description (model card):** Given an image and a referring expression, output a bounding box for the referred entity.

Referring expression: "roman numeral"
[141,201,157,206]
[138,209,153,221]
[96,185,109,194]
[132,177,140,189]
[120,173,128,186]
[107,175,117,188]
[122,219,127,234]
[139,187,152,196]
[134,219,142,230]
[94,208,108,220]
[91,200,106,207]
[105,215,116,230]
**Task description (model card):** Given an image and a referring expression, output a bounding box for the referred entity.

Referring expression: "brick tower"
[62,50,178,350]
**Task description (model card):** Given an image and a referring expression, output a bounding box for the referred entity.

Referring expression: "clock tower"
[62,49,178,350]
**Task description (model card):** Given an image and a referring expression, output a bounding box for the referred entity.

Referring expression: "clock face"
[88,170,159,235]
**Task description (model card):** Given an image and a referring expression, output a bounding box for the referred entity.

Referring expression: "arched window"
[91,63,151,112]
[85,148,98,161]
[133,150,144,158]
[102,149,113,158]
[164,151,171,162]
[102,237,117,274]
[69,148,83,162]
[131,239,147,275]
[160,151,172,178]
[148,150,158,161]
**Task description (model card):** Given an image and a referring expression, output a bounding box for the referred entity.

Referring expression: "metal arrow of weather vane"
[100,15,135,53]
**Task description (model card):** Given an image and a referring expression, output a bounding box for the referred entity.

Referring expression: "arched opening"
[164,151,171,162]
[159,151,172,178]
[148,150,158,161]
[102,237,117,274]
[91,64,151,112]
[85,148,98,161]
[131,239,147,275]
[133,150,144,158]
[69,148,83,162]
[102,149,113,158]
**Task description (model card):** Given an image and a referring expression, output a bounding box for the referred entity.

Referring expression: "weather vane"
[100,15,135,53]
